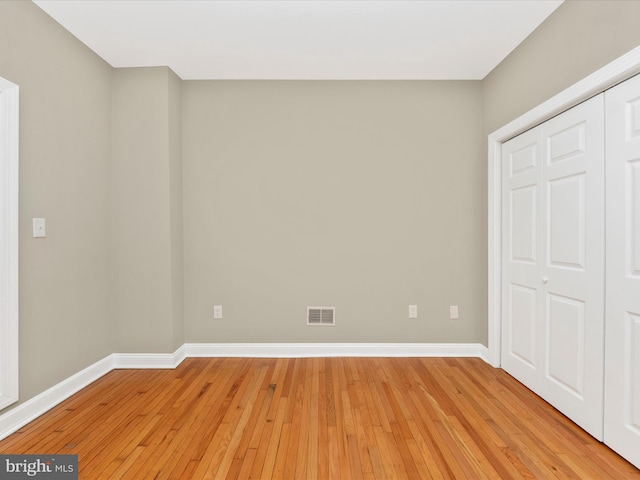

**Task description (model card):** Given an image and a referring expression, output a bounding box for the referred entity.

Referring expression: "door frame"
[487,45,640,367]
[0,77,19,410]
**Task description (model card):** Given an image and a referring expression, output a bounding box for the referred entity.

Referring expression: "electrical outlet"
[409,305,418,319]
[213,305,223,319]
[449,305,459,319]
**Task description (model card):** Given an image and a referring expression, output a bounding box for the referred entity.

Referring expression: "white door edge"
[487,45,640,368]
[0,76,19,411]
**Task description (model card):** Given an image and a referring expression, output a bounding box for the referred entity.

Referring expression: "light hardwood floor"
[0,357,638,479]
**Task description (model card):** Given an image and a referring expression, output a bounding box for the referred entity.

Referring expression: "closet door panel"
[604,73,640,470]
[632,160,640,275]
[508,283,537,367]
[502,94,605,440]
[540,95,605,439]
[502,129,543,388]
[546,293,585,396]
[547,173,586,269]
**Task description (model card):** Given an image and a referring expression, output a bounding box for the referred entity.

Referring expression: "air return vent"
[307,307,335,326]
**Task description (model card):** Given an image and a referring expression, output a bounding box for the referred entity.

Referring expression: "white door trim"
[0,77,19,410]
[487,45,640,367]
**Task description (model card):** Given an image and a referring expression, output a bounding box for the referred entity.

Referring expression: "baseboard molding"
[185,342,490,359]
[0,355,114,440]
[0,342,488,441]
[112,344,187,369]
[478,344,490,363]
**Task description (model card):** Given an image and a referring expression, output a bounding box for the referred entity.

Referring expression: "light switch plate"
[33,218,46,238]
[409,305,418,319]
[213,305,223,319]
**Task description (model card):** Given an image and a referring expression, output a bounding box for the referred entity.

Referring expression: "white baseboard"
[112,344,187,369]
[0,342,488,441]
[185,342,490,359]
[478,344,490,363]
[0,355,114,440]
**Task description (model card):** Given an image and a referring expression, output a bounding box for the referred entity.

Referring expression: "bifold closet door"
[604,73,640,469]
[502,95,605,439]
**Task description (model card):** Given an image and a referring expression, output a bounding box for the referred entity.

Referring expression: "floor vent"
[307,307,335,326]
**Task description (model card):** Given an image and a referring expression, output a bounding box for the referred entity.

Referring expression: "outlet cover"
[33,218,46,238]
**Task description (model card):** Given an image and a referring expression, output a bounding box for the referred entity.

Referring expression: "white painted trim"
[0,342,488,440]
[185,342,489,359]
[112,344,187,369]
[0,77,19,411]
[0,356,113,440]
[487,45,640,368]
[0,346,187,441]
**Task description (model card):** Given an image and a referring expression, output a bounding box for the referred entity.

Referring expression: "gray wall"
[111,67,184,353]
[183,81,486,343]
[0,1,114,403]
[169,70,185,351]
[483,0,640,135]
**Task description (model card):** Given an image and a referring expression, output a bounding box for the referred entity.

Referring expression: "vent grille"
[307,307,335,326]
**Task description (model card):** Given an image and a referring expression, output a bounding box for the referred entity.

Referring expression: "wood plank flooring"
[0,357,638,479]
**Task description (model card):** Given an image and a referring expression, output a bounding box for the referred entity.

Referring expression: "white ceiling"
[33,0,563,80]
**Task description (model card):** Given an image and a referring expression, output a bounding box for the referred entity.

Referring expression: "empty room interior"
[1,0,640,478]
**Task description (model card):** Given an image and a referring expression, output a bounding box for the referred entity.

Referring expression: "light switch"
[33,218,46,238]
[409,305,418,319]
[213,305,223,319]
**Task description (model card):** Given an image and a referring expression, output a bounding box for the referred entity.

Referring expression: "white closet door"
[604,73,640,469]
[502,94,605,439]
[502,127,543,393]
